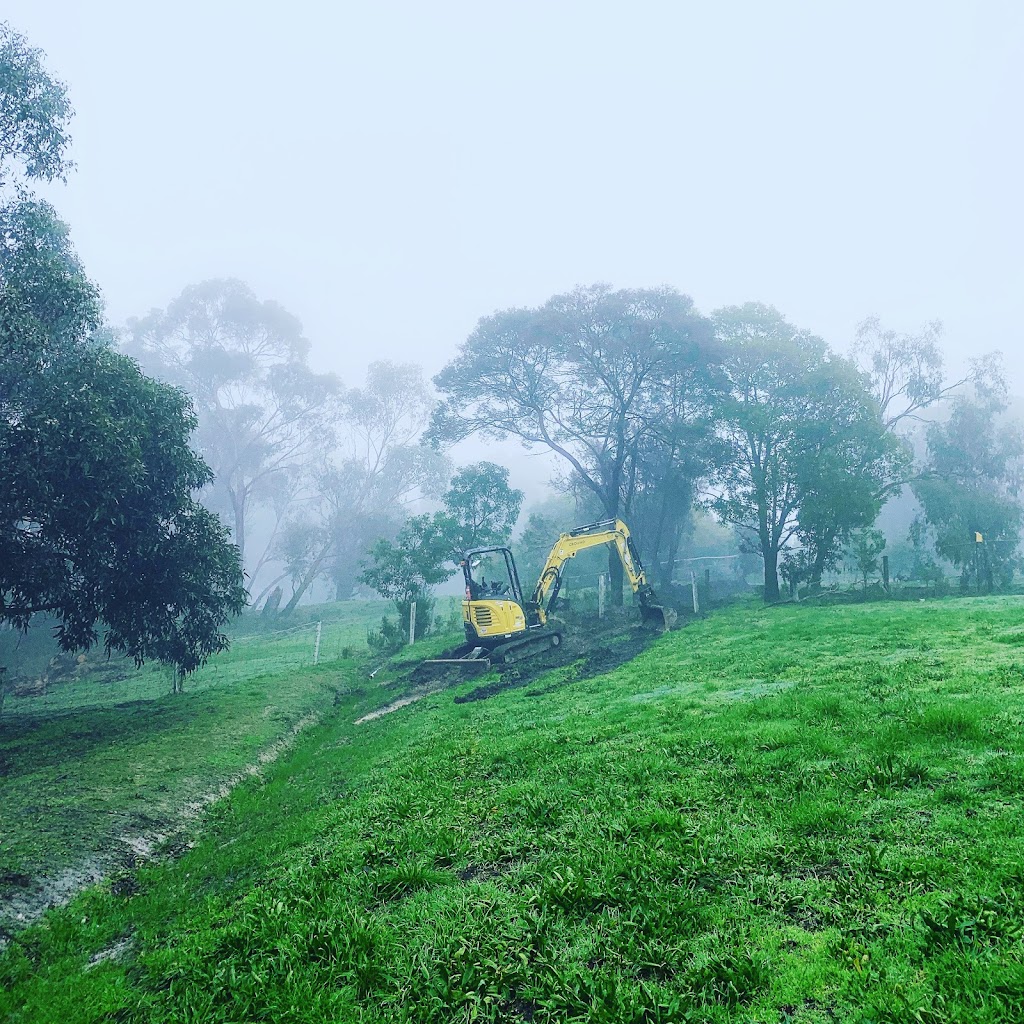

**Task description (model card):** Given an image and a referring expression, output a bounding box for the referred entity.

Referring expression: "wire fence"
[0,599,467,719]
[1,615,371,719]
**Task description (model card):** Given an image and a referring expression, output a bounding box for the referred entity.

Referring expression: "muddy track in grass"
[0,711,321,948]
[0,617,685,942]
[454,621,659,703]
[351,614,678,725]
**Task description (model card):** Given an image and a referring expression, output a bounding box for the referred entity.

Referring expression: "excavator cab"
[460,547,535,646]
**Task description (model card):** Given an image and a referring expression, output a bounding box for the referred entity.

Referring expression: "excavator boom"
[531,519,677,631]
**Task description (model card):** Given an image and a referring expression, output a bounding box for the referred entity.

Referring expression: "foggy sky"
[8,1,1024,499]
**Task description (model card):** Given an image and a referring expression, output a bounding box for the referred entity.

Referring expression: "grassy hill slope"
[0,600,409,906]
[4,597,1024,1023]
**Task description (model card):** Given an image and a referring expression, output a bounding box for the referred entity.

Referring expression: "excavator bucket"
[640,602,677,632]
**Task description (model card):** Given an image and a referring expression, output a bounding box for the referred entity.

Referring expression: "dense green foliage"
[0,25,246,684]
[914,394,1023,588]
[359,514,458,642]
[359,462,524,632]
[5,598,1024,1021]
[711,304,901,602]
[2,344,247,677]
[440,461,524,556]
[430,284,721,602]
[0,23,75,186]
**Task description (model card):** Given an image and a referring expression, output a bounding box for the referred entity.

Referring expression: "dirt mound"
[454,616,664,704]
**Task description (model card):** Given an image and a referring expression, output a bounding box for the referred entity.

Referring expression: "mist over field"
[5,7,1024,1020]
[7,2,1023,383]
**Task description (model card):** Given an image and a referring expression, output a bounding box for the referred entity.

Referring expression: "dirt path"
[453,619,662,703]
[355,613,675,717]
[354,687,444,724]
[0,711,321,947]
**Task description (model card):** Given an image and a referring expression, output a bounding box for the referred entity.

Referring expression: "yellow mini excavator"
[419,518,677,675]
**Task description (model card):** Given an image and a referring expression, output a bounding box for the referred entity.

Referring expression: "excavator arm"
[529,519,676,630]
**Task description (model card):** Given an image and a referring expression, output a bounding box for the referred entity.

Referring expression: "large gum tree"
[711,303,895,602]
[430,284,721,603]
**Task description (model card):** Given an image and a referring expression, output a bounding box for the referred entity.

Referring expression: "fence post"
[691,571,699,614]
[409,601,417,644]
[313,620,322,665]
[598,574,605,618]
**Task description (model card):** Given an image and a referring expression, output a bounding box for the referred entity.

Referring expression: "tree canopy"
[1,345,247,678]
[124,278,340,566]
[913,393,1023,589]
[439,461,523,557]
[357,461,525,627]
[0,23,75,187]
[270,361,447,610]
[710,304,896,602]
[1,24,247,687]
[430,283,720,602]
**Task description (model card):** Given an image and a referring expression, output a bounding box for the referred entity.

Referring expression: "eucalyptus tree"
[438,461,523,558]
[124,279,340,566]
[430,284,721,602]
[913,391,1024,589]
[358,462,524,628]
[272,361,447,611]
[853,317,1005,433]
[711,304,896,602]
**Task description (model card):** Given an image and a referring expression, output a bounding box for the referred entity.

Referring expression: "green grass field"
[4,596,1024,1022]
[0,599,445,909]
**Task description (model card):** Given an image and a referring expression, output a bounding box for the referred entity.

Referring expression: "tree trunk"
[231,490,247,563]
[281,548,331,615]
[663,527,682,589]
[808,528,837,591]
[763,546,781,603]
[333,562,358,602]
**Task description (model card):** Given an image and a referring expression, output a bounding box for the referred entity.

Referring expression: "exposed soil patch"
[499,996,538,1022]
[784,904,826,932]
[86,934,134,970]
[457,862,506,883]
[454,619,664,704]
[0,871,33,889]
